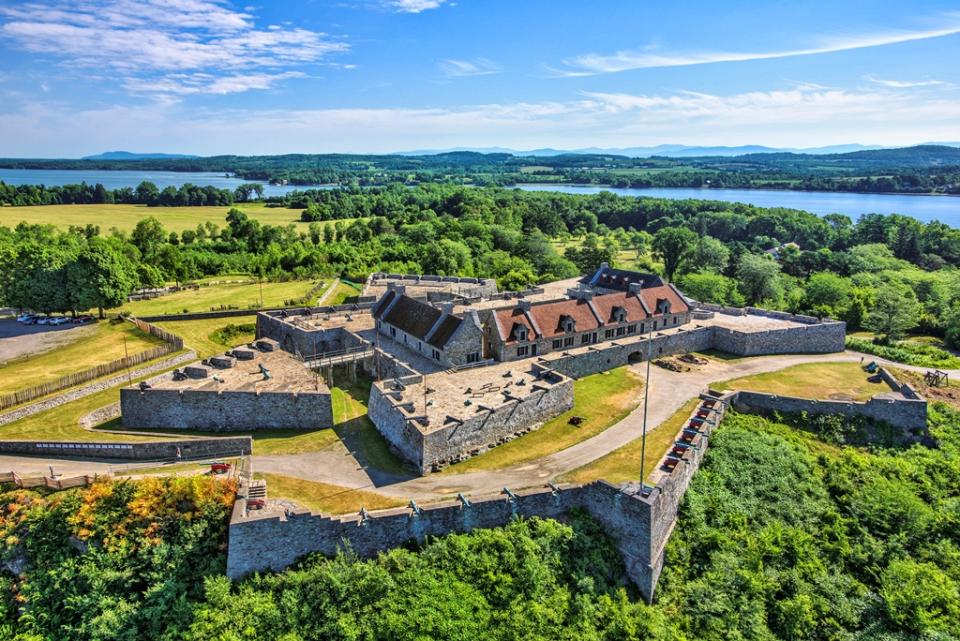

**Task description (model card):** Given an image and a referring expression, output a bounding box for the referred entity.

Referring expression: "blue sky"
[1,0,958,156]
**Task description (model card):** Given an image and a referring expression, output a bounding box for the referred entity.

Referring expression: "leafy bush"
[846,336,960,368]
[209,322,256,346]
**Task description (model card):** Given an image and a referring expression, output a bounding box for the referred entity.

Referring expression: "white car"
[35,316,50,325]
[50,316,70,326]
[16,314,34,323]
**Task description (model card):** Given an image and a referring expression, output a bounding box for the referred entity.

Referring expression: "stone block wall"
[0,436,252,460]
[256,314,355,358]
[711,321,845,356]
[731,390,928,436]
[120,388,333,431]
[368,375,573,473]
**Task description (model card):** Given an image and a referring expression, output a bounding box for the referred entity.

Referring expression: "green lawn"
[717,361,887,401]
[325,279,363,305]
[559,398,701,485]
[118,279,325,316]
[440,367,644,474]
[0,203,310,233]
[255,473,405,515]
[0,319,167,395]
[154,316,257,358]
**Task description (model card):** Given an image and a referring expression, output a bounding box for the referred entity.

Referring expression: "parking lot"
[0,318,95,364]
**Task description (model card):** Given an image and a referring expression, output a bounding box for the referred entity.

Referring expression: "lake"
[515,184,959,223]
[2,168,957,223]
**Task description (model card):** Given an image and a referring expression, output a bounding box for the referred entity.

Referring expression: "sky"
[0,0,959,157]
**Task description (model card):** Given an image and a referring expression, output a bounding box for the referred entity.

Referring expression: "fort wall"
[120,388,333,431]
[0,436,251,460]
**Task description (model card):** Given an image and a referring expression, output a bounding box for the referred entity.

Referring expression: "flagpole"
[638,317,654,496]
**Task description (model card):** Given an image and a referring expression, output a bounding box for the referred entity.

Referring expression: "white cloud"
[440,58,499,77]
[3,84,958,156]
[0,0,347,95]
[556,20,960,75]
[864,75,945,88]
[388,0,448,13]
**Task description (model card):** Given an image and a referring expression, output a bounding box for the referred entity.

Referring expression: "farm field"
[0,202,309,233]
[0,319,166,394]
[118,279,325,316]
[441,367,643,474]
[559,398,701,485]
[154,316,257,358]
[717,361,886,401]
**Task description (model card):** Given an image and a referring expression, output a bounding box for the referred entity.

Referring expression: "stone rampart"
[120,388,333,431]
[0,436,251,460]
[730,390,928,436]
[711,320,845,355]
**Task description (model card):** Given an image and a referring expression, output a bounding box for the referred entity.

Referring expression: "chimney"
[566,286,594,301]
[518,299,532,312]
[599,261,609,270]
[387,283,407,296]
[628,282,643,295]
[439,302,455,315]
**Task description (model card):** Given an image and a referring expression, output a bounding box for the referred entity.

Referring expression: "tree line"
[0,180,265,207]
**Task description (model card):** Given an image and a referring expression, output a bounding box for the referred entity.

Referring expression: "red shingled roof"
[639,284,688,316]
[591,291,648,324]
[495,307,537,344]
[528,299,600,339]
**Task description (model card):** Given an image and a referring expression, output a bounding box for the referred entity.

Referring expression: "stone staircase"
[247,479,267,500]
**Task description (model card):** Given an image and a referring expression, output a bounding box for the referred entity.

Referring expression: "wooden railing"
[0,470,97,490]
[0,318,184,411]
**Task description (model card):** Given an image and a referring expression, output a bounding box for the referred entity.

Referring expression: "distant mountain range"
[81,151,199,160]
[395,142,960,158]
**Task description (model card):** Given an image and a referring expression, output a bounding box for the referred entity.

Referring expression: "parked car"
[35,316,50,325]
[16,314,35,324]
[49,316,70,326]
[72,315,95,324]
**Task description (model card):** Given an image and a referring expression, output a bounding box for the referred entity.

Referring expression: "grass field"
[154,315,257,358]
[118,279,325,316]
[325,279,363,305]
[559,398,701,485]
[0,320,167,394]
[717,361,886,401]
[0,202,310,233]
[255,473,405,514]
[441,367,643,474]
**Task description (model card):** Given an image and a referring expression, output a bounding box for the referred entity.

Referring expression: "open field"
[0,203,311,233]
[559,398,701,485]
[441,367,643,474]
[325,279,363,305]
[256,473,405,514]
[154,316,257,358]
[118,279,325,316]
[0,319,166,394]
[717,361,886,401]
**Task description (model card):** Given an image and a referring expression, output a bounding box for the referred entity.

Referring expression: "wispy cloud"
[0,0,347,95]
[440,58,499,77]
[387,0,448,13]
[864,74,945,88]
[555,20,960,75]
[5,84,958,156]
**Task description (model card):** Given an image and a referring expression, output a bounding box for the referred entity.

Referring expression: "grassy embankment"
[324,279,363,305]
[716,361,886,401]
[117,279,325,316]
[154,316,257,359]
[254,473,406,514]
[0,319,167,395]
[846,331,960,369]
[0,202,311,233]
[440,367,643,474]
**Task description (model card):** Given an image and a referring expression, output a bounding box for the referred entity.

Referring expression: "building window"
[417,341,422,351]
[390,327,396,337]
[640,323,645,334]
[432,349,441,360]
[552,339,563,349]
[581,334,591,344]
[517,345,529,357]
[518,329,527,341]
[564,336,574,347]
[627,324,637,334]
[604,329,614,339]
[467,352,480,363]
[653,320,658,330]
[673,316,678,325]
[376,320,381,329]
[616,326,626,336]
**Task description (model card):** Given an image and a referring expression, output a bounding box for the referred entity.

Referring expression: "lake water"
[1,168,957,223]
[515,184,959,223]
[0,168,304,198]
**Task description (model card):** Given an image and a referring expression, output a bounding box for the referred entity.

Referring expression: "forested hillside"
[2,145,959,193]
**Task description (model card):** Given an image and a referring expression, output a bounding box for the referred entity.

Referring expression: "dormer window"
[518,329,527,341]
[558,314,576,334]
[610,306,627,324]
[656,298,672,315]
[511,322,528,342]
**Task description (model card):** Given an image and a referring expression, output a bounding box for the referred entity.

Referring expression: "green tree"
[681,235,729,276]
[653,227,697,281]
[67,238,138,317]
[737,253,783,305]
[863,282,920,342]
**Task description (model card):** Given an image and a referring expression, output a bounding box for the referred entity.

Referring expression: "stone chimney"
[566,286,594,301]
[518,299,532,312]
[387,283,407,296]
[628,282,643,295]
[439,301,455,315]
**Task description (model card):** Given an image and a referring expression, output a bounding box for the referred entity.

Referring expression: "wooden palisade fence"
[0,470,97,490]
[0,318,184,411]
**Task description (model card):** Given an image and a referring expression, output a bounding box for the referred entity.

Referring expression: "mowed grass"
[325,279,363,305]
[0,203,309,233]
[717,361,886,401]
[0,320,166,394]
[154,316,257,359]
[440,367,644,474]
[559,398,701,485]
[118,279,325,316]
[256,473,405,515]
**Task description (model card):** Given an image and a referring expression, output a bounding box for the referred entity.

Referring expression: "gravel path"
[315,277,340,306]
[0,350,197,426]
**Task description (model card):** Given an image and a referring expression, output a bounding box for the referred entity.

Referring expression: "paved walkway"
[2,350,953,502]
